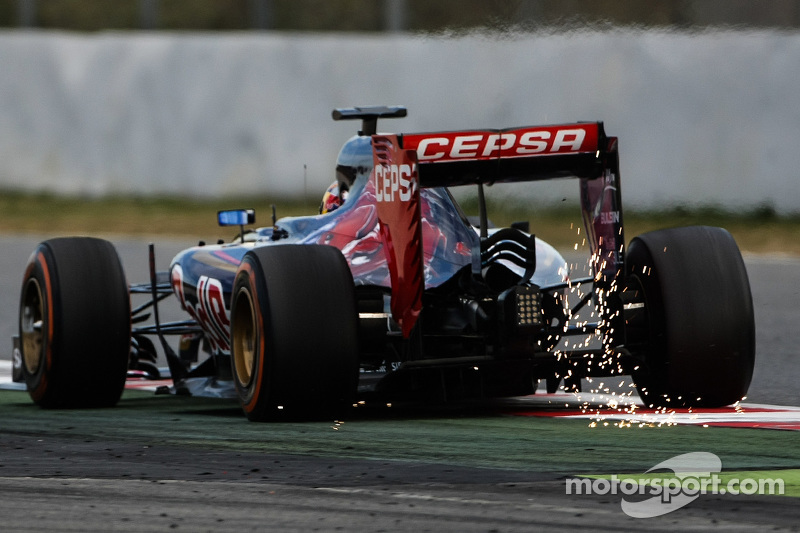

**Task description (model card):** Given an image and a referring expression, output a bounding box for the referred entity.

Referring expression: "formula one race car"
[14,106,755,421]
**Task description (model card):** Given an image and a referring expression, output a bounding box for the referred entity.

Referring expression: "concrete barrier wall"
[0,29,798,212]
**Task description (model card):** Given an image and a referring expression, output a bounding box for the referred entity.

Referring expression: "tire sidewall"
[231,256,273,420]
[20,246,57,404]
[626,237,669,402]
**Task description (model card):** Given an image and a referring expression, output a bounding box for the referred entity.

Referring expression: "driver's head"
[335,135,373,187]
[320,135,374,215]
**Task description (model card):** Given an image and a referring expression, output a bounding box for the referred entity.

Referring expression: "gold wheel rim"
[232,288,257,387]
[20,278,45,376]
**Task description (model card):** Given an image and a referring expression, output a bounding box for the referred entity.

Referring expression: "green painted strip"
[1,389,798,474]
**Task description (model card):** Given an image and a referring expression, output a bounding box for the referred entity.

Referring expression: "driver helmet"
[335,134,374,186]
[320,135,374,214]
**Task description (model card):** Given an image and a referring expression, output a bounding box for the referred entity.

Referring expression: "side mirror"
[218,209,255,227]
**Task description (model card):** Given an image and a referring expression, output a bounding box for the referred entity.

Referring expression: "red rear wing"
[402,122,605,187]
[372,121,622,339]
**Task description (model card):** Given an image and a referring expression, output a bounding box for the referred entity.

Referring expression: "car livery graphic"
[14,106,755,421]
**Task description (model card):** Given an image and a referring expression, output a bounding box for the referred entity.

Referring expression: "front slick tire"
[230,245,359,422]
[626,226,755,408]
[19,237,131,408]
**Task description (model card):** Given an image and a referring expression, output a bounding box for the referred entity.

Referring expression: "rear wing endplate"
[372,135,424,338]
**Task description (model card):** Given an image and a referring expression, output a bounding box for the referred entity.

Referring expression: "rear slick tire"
[626,226,755,408]
[19,237,131,408]
[230,245,359,421]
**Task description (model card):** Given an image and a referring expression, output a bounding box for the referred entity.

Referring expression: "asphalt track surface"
[0,233,799,532]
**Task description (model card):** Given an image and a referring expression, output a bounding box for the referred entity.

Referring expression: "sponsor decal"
[599,211,620,225]
[405,124,596,163]
[375,163,417,203]
[171,265,231,354]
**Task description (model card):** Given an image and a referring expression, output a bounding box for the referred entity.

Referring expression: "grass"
[0,192,318,239]
[1,191,798,256]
